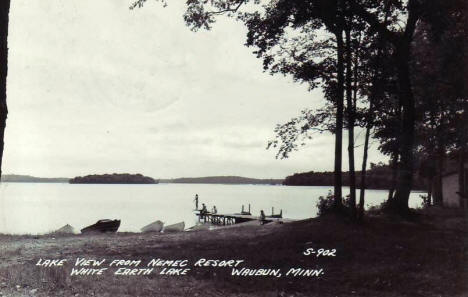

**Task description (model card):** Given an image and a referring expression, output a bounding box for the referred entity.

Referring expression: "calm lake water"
[0,183,424,234]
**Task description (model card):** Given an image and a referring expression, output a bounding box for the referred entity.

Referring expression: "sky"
[3,0,386,179]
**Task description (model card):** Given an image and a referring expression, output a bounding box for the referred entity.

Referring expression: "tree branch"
[207,0,247,16]
[346,0,400,46]
[403,0,420,40]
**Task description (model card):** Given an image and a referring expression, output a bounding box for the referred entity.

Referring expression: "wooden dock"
[195,212,257,225]
[195,211,294,226]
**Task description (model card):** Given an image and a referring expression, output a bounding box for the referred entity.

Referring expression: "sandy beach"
[0,208,466,297]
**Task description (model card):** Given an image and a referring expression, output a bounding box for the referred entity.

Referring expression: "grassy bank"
[0,207,466,297]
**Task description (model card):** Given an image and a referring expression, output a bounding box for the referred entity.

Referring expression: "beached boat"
[163,221,185,232]
[81,219,120,234]
[141,220,164,233]
[54,224,75,234]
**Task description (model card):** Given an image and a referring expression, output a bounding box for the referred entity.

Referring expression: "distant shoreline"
[0,174,69,183]
[160,176,284,185]
[1,174,284,185]
[0,173,425,190]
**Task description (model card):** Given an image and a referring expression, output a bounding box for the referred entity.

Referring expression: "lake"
[0,183,425,234]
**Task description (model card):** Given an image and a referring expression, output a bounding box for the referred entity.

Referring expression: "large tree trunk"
[345,28,356,217]
[432,109,446,206]
[426,174,433,206]
[432,149,445,206]
[354,32,366,220]
[388,0,420,215]
[390,43,415,214]
[459,145,466,208]
[0,0,11,181]
[358,3,388,220]
[359,121,371,219]
[333,29,345,209]
[388,152,399,201]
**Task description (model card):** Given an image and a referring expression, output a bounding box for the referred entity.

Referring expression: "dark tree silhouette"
[412,0,467,206]
[0,0,11,181]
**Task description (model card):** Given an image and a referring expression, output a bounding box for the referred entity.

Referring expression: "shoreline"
[0,207,465,297]
[0,181,428,191]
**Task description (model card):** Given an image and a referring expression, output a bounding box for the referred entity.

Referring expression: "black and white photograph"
[0,0,466,296]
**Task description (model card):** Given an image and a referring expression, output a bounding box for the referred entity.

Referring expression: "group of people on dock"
[194,194,217,215]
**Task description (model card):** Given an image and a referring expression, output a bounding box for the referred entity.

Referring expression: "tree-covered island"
[69,173,158,184]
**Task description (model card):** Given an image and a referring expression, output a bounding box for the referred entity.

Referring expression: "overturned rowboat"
[81,219,120,234]
[54,224,75,234]
[141,220,164,233]
[163,221,185,233]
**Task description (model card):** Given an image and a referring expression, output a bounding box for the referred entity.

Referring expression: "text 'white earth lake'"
[0,183,424,234]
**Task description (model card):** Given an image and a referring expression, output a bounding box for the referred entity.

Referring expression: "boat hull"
[163,222,185,232]
[141,220,164,233]
[54,224,75,234]
[81,219,121,234]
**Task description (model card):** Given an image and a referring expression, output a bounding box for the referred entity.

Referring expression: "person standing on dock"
[260,210,266,225]
[212,205,217,214]
[194,194,199,210]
